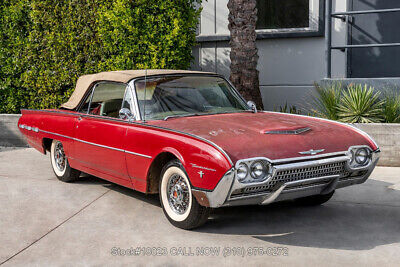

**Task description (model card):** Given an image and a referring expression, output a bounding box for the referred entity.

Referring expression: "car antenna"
[143,69,147,123]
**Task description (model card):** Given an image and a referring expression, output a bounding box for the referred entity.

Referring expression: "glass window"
[80,82,127,118]
[79,91,94,114]
[135,76,248,121]
[256,0,310,30]
[122,87,133,111]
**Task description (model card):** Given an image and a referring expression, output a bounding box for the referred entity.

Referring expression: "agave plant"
[277,102,301,114]
[337,84,384,123]
[311,82,342,120]
[382,93,400,123]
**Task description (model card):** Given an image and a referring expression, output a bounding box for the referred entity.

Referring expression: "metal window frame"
[77,81,134,119]
[196,0,325,42]
[325,0,400,78]
[255,0,323,36]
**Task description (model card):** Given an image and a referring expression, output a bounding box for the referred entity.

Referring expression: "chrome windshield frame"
[127,74,251,122]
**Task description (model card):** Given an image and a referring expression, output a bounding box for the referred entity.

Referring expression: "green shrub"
[0,0,201,113]
[382,92,400,123]
[338,84,384,123]
[275,102,301,114]
[312,83,400,123]
[311,82,342,120]
[312,83,385,123]
[0,0,33,113]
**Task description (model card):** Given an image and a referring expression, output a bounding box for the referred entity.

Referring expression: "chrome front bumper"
[192,150,380,208]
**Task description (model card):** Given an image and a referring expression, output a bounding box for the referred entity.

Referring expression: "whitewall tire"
[159,160,210,229]
[50,140,80,182]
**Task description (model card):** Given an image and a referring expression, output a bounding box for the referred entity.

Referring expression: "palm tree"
[227,0,263,109]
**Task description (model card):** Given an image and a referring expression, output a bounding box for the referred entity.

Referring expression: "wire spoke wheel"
[50,140,80,182]
[54,141,66,172]
[167,174,190,215]
[160,160,210,229]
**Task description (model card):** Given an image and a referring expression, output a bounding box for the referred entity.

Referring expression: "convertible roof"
[61,69,214,110]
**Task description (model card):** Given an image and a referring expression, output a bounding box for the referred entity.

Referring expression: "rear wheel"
[159,160,210,229]
[296,190,335,206]
[50,140,80,182]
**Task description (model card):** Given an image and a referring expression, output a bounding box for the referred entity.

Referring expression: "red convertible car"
[19,70,380,229]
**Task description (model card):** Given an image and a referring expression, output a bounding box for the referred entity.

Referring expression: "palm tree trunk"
[228,0,263,110]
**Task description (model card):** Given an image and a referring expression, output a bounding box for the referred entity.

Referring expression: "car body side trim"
[40,129,76,140]
[37,128,152,159]
[124,150,153,159]
[76,138,125,153]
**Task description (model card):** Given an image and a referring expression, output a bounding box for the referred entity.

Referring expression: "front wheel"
[50,140,80,182]
[159,160,210,229]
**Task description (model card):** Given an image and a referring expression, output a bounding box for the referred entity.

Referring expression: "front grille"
[271,161,348,187]
[231,161,349,197]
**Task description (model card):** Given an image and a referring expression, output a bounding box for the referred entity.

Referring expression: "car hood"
[149,112,377,164]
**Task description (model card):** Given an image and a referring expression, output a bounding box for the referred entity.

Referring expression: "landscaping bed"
[353,123,400,167]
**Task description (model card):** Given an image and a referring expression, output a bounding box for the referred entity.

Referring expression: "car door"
[123,78,158,192]
[74,82,132,186]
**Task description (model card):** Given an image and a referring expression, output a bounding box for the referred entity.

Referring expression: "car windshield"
[134,75,249,121]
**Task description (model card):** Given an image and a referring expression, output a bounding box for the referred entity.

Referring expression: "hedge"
[0,0,201,113]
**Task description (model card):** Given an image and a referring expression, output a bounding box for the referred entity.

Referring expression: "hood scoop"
[264,127,311,135]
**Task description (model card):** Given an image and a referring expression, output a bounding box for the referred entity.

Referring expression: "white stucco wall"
[193,0,349,112]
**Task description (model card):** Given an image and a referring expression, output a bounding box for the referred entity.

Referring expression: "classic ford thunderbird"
[18,70,380,229]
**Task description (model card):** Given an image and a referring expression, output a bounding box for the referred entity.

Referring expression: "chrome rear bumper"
[192,151,380,208]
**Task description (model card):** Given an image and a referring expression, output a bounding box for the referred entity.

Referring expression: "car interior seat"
[100,99,123,118]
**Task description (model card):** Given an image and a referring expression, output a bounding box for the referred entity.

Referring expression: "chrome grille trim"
[274,161,348,184]
[230,159,350,198]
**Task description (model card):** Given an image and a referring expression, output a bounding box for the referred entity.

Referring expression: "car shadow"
[73,175,108,185]
[73,174,400,250]
[75,174,161,207]
[105,183,161,207]
[197,179,400,250]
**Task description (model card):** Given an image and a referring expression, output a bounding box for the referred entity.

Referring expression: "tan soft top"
[61,69,214,110]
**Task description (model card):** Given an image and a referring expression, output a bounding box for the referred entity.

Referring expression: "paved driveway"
[0,148,399,266]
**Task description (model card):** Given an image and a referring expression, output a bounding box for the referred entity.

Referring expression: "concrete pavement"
[0,148,399,266]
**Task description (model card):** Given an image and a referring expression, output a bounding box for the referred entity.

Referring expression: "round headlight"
[250,161,269,180]
[237,163,248,182]
[355,148,369,165]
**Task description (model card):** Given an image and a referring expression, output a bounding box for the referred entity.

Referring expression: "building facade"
[192,0,400,112]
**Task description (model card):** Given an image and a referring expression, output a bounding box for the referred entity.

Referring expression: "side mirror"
[119,108,134,121]
[247,101,257,113]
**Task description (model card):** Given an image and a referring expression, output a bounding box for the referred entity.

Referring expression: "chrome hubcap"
[167,174,190,214]
[54,142,66,172]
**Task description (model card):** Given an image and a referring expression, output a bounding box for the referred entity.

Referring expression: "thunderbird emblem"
[299,149,325,155]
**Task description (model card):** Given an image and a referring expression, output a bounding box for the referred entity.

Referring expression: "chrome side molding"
[19,124,39,132]
[20,125,152,159]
